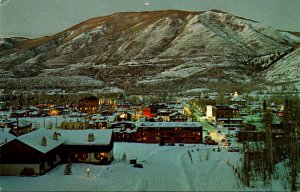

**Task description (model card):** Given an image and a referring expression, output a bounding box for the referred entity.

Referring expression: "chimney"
[88,133,94,142]
[41,136,47,146]
[52,132,58,140]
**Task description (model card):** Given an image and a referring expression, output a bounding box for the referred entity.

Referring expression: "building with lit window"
[0,129,114,176]
[207,105,240,122]
[60,119,89,130]
[79,96,100,114]
[136,122,203,144]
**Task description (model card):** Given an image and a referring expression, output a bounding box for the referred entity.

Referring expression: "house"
[91,115,109,129]
[116,111,132,122]
[237,124,284,143]
[79,96,100,114]
[60,119,89,130]
[217,117,244,129]
[156,108,172,122]
[0,129,114,176]
[8,120,33,136]
[169,112,188,122]
[0,128,16,146]
[9,110,27,118]
[110,121,137,142]
[113,128,137,142]
[136,122,203,144]
[26,106,40,117]
[0,130,65,176]
[207,105,239,122]
[110,121,136,129]
[60,129,114,165]
[149,103,167,115]
[230,91,246,107]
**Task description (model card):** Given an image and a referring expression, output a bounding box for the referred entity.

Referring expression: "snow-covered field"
[0,142,284,192]
[0,143,238,191]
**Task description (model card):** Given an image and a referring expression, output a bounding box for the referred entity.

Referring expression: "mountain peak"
[0,10,298,94]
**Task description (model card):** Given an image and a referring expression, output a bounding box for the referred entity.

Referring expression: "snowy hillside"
[0,10,299,93]
[265,48,300,83]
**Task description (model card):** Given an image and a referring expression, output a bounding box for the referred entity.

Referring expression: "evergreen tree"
[122,152,127,162]
[262,100,267,111]
[282,98,300,191]
[262,108,274,178]
[64,159,72,175]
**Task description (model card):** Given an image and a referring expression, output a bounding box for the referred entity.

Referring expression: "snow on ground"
[0,143,244,191]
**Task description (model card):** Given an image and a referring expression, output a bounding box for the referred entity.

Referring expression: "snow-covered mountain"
[0,10,299,93]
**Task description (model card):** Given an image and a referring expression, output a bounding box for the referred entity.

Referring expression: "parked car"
[227,147,235,152]
[159,142,165,146]
[227,146,240,152]
[167,143,175,146]
[206,140,218,145]
[133,163,143,168]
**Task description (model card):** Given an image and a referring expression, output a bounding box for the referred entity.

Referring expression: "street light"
[86,168,90,177]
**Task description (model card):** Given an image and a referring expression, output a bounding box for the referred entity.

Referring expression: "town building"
[169,112,188,122]
[207,105,240,122]
[79,96,100,114]
[0,129,114,176]
[60,119,90,130]
[136,122,203,144]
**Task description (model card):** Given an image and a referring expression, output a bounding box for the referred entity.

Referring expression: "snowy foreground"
[0,143,285,191]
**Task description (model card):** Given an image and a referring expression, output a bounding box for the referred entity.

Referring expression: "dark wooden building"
[214,105,239,119]
[0,129,114,176]
[116,112,132,122]
[111,121,136,142]
[79,96,100,114]
[169,112,188,122]
[136,122,203,144]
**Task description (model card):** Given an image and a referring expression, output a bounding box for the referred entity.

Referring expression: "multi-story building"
[207,105,239,122]
[79,96,100,114]
[136,122,203,144]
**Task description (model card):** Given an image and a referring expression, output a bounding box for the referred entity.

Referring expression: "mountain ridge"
[0,10,299,94]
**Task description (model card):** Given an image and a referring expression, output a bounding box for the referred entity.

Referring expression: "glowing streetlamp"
[86,168,90,177]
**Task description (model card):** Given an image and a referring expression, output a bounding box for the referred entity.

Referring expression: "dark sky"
[1,0,300,38]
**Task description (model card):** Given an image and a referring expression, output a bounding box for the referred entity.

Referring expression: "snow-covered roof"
[17,129,66,154]
[91,115,107,120]
[110,121,136,126]
[113,128,137,133]
[16,129,113,153]
[61,118,88,123]
[0,129,16,146]
[12,120,32,127]
[169,111,187,117]
[230,95,245,102]
[56,129,112,146]
[137,122,202,128]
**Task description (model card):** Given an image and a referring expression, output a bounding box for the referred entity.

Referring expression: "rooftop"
[16,128,113,154]
[137,122,202,128]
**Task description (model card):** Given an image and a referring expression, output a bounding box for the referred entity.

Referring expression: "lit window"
[94,153,100,160]
[80,153,88,159]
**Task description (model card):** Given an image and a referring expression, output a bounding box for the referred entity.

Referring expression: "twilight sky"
[0,0,300,38]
